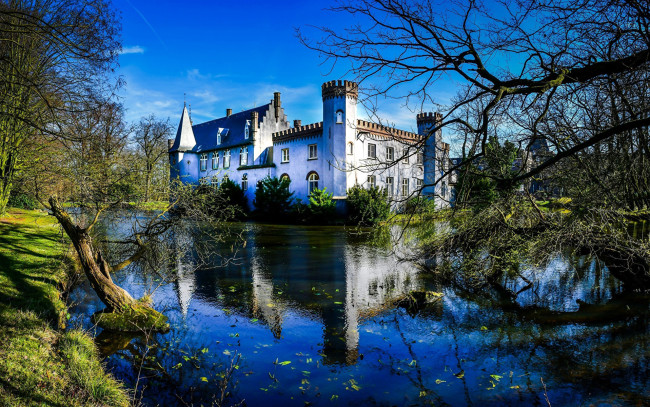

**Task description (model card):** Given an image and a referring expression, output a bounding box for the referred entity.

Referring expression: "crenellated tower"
[417,112,443,198]
[321,80,359,197]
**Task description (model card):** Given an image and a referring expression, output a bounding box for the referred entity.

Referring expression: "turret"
[321,80,359,197]
[417,112,443,201]
[170,106,196,152]
[273,92,281,122]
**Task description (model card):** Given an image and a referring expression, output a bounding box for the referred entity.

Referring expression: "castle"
[168,80,450,209]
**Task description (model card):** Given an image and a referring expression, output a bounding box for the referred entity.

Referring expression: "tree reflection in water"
[67,216,650,406]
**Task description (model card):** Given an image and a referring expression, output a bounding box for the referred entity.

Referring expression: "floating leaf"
[200,377,208,382]
[330,394,339,401]
[302,370,310,375]
[419,390,428,397]
[510,385,520,389]
[435,379,446,384]
[279,361,291,366]
[454,370,465,379]
[490,374,503,381]
[172,363,182,369]
[260,387,268,392]
[334,301,343,305]
[351,384,361,391]
[480,326,488,331]
[250,318,258,323]
[201,348,209,354]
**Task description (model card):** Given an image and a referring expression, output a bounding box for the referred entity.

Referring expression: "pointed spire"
[170,105,196,152]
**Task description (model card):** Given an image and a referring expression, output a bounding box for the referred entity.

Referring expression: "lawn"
[0,208,129,407]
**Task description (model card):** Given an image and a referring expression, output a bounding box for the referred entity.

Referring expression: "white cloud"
[120,45,145,55]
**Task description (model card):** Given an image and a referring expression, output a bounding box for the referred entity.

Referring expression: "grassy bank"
[0,209,129,407]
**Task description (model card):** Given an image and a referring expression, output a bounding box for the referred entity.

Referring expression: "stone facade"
[168,80,450,210]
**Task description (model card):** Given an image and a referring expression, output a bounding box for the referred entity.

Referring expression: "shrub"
[186,180,248,220]
[308,187,336,222]
[402,196,437,214]
[7,192,38,210]
[346,185,391,226]
[253,176,294,220]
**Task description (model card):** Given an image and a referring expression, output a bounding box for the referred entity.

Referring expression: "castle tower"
[169,106,197,183]
[417,112,443,198]
[321,80,359,197]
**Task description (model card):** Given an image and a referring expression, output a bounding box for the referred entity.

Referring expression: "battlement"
[416,112,443,124]
[322,80,359,100]
[356,119,421,143]
[272,121,323,142]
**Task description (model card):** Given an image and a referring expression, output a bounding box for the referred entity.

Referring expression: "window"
[223,175,229,183]
[336,110,343,124]
[199,177,208,185]
[281,148,290,163]
[217,133,221,145]
[212,152,219,170]
[368,143,377,159]
[367,175,376,188]
[386,177,394,196]
[200,154,208,171]
[416,178,423,190]
[240,147,248,166]
[245,120,250,139]
[211,176,219,186]
[280,173,290,182]
[441,181,447,197]
[348,142,354,155]
[417,151,424,165]
[241,174,248,191]
[307,172,319,194]
[170,154,177,165]
[308,144,317,160]
[401,178,409,197]
[386,147,394,162]
[224,149,231,168]
[403,148,410,164]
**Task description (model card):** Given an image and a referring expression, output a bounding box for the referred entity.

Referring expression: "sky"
[114,0,458,135]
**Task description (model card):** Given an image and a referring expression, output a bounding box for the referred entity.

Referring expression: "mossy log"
[91,302,169,333]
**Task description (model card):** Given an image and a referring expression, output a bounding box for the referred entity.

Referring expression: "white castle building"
[168,80,450,209]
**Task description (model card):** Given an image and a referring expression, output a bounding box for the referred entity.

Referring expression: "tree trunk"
[49,197,136,311]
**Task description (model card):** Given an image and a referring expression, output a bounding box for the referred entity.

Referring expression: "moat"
[68,220,650,406]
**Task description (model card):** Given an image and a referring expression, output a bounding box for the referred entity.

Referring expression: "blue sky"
[115,0,457,134]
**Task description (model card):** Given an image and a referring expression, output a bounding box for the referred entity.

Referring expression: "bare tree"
[0,0,120,214]
[298,0,650,200]
[132,115,173,202]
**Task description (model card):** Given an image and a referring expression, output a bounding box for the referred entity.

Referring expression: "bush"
[253,176,294,220]
[346,185,391,226]
[7,192,38,210]
[307,187,336,222]
[402,196,437,214]
[219,179,249,216]
[182,180,248,220]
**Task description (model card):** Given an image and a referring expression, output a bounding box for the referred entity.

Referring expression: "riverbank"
[0,208,129,406]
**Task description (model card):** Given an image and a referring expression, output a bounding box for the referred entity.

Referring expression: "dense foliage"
[307,187,336,222]
[346,185,390,225]
[253,176,294,220]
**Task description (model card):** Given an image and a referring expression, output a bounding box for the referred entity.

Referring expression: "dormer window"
[217,133,221,145]
[336,110,343,124]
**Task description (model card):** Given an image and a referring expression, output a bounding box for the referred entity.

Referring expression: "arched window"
[280,173,290,182]
[336,110,344,124]
[200,154,208,171]
[348,142,354,155]
[307,171,319,194]
[241,174,248,191]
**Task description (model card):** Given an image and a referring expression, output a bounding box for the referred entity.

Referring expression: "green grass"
[0,209,129,407]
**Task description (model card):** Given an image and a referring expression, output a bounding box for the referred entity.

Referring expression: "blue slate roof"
[186,104,271,153]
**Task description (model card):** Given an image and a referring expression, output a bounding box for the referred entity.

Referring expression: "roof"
[169,106,196,152]
[173,104,272,153]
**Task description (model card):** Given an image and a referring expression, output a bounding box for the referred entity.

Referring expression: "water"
[68,219,650,406]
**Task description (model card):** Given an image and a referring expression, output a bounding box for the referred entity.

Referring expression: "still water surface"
[69,220,650,406]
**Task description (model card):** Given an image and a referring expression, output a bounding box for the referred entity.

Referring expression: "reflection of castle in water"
[173,224,422,365]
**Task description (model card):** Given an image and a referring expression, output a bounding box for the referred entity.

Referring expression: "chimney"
[226,108,232,117]
[251,111,258,140]
[294,119,301,128]
[167,138,174,150]
[273,92,281,122]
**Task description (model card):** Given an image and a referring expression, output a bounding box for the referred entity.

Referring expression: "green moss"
[92,302,170,333]
[0,209,129,407]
